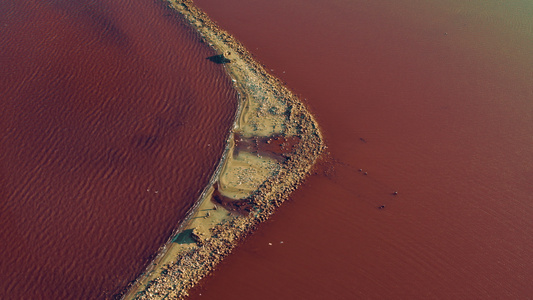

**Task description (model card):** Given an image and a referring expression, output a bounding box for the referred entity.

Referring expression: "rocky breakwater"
[122,1,325,299]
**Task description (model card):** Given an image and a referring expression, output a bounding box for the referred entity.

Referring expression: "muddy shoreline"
[121,1,324,298]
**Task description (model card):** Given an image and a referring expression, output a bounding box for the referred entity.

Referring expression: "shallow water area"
[0,0,236,298]
[187,0,533,299]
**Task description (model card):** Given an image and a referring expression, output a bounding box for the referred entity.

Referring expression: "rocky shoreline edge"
[121,1,325,299]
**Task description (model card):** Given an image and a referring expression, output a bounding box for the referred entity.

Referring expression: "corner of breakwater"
[122,1,325,299]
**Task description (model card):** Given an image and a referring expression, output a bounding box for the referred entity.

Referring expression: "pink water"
[3,0,532,298]
[0,0,236,298]
[186,0,533,299]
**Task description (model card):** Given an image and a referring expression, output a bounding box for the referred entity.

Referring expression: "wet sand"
[122,1,324,298]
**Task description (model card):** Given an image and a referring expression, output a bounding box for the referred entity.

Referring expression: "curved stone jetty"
[122,1,325,299]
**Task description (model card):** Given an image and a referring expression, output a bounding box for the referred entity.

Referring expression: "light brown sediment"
[121,0,325,299]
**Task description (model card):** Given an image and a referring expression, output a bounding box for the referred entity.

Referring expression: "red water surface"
[0,0,236,298]
[188,0,533,299]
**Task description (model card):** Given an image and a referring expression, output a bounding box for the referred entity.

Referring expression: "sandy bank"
[122,1,325,298]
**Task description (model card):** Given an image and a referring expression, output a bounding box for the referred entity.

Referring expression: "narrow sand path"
[123,1,324,298]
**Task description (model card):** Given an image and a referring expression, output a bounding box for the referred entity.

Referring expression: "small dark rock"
[207,54,231,64]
